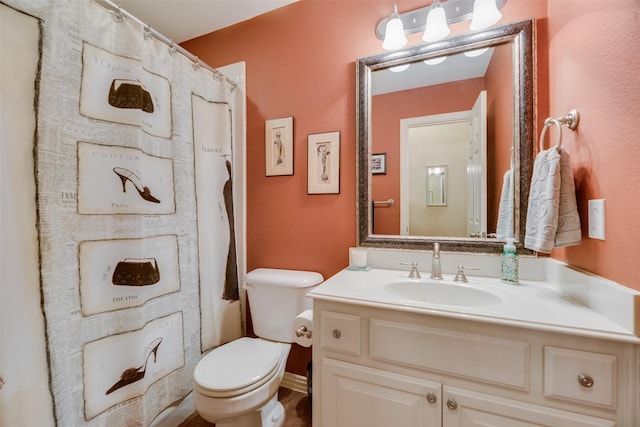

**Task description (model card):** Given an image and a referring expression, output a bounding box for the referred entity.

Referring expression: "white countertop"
[309,267,640,343]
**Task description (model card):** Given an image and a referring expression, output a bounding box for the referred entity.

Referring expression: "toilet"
[193,268,323,427]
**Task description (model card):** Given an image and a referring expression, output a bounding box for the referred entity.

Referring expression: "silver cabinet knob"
[446,398,458,410]
[332,329,341,339]
[426,393,437,404]
[578,374,594,388]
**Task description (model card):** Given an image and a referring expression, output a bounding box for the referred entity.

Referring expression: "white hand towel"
[555,149,582,247]
[525,147,581,253]
[496,169,514,239]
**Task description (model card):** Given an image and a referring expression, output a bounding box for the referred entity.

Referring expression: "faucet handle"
[399,261,421,279]
[454,265,479,283]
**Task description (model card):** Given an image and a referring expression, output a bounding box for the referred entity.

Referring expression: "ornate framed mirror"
[357,19,535,254]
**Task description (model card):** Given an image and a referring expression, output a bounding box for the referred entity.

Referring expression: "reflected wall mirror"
[426,165,448,207]
[357,19,535,253]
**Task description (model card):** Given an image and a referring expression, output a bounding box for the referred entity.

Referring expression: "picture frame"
[371,153,387,175]
[307,131,340,194]
[265,116,293,176]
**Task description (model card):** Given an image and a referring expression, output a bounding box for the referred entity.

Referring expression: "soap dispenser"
[501,238,519,284]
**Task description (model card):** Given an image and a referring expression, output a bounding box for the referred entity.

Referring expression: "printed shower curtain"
[2,0,241,424]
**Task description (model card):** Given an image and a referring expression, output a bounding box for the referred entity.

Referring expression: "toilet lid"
[194,337,283,395]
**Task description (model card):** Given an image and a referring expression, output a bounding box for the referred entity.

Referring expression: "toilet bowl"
[193,268,323,427]
[194,338,290,426]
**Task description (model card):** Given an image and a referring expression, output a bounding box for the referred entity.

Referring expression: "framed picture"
[372,153,386,175]
[307,131,340,194]
[265,116,293,176]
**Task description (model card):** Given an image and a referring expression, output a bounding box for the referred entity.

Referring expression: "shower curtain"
[2,0,241,425]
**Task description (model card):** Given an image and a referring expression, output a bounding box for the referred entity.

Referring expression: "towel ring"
[539,118,562,152]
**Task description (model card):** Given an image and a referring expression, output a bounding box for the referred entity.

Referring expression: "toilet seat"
[194,338,286,398]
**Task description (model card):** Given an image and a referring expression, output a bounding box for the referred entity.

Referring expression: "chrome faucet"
[400,261,421,279]
[430,242,443,280]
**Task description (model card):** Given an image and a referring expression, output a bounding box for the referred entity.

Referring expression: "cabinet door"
[443,386,615,427]
[321,358,441,427]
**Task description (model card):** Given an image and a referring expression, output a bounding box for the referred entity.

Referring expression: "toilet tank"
[244,268,323,343]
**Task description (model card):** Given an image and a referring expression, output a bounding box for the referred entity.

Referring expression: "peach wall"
[546,0,640,290]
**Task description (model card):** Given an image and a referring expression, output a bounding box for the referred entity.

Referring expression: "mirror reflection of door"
[400,91,487,237]
[467,91,488,237]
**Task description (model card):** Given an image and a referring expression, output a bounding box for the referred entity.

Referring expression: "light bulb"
[470,0,502,30]
[382,6,407,50]
[389,64,410,72]
[464,48,489,57]
[423,2,450,42]
[424,57,446,65]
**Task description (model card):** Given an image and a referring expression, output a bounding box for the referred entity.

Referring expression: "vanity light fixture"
[382,4,408,50]
[376,0,506,49]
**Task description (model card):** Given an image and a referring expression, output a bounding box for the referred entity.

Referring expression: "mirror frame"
[357,19,535,254]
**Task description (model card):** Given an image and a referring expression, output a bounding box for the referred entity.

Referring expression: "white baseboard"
[281,372,308,395]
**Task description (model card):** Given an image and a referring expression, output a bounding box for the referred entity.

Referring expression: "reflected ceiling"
[372,49,494,95]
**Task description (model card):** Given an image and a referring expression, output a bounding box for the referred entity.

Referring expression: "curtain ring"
[143,26,153,41]
[539,118,562,152]
[111,7,123,23]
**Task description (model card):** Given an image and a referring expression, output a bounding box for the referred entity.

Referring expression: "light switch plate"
[588,199,606,240]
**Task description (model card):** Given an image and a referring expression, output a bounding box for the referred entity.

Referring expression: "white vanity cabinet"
[321,357,441,427]
[312,300,638,427]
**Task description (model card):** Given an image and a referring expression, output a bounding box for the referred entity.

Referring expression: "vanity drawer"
[544,346,617,408]
[320,311,361,356]
[370,319,529,389]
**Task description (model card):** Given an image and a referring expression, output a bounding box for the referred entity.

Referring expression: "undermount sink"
[383,280,502,307]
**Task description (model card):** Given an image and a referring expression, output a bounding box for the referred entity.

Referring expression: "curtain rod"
[95,0,237,91]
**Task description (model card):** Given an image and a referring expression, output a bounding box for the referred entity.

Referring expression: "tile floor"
[178,387,311,427]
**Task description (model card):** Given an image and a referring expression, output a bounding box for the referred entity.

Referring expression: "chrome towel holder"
[539,109,580,152]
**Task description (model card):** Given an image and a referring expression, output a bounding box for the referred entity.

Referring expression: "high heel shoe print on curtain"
[113,167,161,203]
[106,337,163,395]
